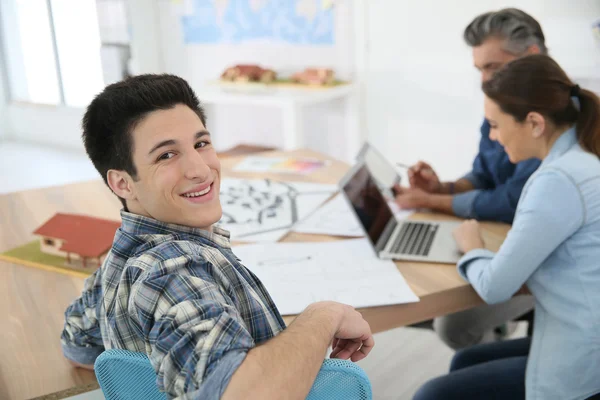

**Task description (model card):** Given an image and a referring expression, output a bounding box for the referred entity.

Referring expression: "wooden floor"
[0,140,523,400]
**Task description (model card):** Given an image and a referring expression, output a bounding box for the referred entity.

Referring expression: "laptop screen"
[342,164,394,248]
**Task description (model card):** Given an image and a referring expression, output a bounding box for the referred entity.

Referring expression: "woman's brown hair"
[482,54,600,156]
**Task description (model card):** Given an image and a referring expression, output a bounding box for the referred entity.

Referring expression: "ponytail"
[482,54,600,157]
[575,88,600,157]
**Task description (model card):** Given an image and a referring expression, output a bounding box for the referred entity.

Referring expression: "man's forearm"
[439,178,475,195]
[222,303,340,400]
[425,194,455,215]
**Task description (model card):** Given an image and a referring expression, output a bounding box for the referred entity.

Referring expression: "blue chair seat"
[95,349,372,399]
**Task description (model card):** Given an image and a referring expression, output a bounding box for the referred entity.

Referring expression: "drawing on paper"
[219,178,336,241]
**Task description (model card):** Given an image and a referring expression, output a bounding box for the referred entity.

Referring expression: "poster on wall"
[180,0,335,45]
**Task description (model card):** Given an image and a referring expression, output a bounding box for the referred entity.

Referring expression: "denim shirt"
[458,127,600,399]
[452,119,541,223]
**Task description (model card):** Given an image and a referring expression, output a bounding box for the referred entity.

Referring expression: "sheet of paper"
[388,201,416,221]
[293,194,364,237]
[233,156,331,175]
[233,239,420,315]
[219,179,337,242]
[293,193,415,237]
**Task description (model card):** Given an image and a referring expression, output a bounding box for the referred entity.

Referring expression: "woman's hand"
[453,220,485,253]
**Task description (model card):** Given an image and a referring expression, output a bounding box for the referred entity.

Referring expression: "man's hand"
[329,304,374,362]
[223,301,374,400]
[308,302,374,362]
[394,186,431,209]
[408,161,441,193]
[453,220,485,253]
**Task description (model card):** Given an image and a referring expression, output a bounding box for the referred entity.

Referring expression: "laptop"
[339,161,462,264]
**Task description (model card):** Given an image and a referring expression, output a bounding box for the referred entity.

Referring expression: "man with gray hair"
[395,8,543,350]
[464,8,548,81]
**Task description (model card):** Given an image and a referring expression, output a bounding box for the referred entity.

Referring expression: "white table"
[198,82,358,154]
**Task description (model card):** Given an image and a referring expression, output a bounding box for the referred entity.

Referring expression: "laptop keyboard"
[391,222,439,257]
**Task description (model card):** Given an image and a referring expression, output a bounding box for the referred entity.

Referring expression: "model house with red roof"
[34,213,121,267]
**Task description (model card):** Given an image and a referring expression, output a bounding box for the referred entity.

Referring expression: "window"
[44,238,55,246]
[0,0,130,108]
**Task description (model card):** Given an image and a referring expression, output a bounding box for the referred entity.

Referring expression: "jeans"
[413,337,531,400]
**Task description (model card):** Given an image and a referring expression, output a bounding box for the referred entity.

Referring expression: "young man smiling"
[61,74,374,399]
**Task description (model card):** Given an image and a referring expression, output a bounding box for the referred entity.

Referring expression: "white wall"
[152,1,357,161]
[126,0,164,75]
[361,0,600,181]
[2,0,599,163]
[6,105,84,149]
[147,0,600,169]
[0,0,12,140]
[2,0,359,158]
[0,57,8,140]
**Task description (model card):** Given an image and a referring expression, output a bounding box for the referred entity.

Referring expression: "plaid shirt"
[61,211,286,399]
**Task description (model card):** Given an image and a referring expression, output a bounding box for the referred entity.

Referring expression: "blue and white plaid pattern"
[61,211,286,399]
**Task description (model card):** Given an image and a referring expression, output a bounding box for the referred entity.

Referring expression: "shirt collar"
[542,125,578,166]
[119,210,231,249]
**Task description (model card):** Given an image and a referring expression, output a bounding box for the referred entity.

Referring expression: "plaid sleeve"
[61,269,105,365]
[130,253,255,399]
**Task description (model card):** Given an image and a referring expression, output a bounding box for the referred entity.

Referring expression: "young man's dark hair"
[82,74,207,207]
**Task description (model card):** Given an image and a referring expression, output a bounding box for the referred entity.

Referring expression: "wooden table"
[0,149,509,400]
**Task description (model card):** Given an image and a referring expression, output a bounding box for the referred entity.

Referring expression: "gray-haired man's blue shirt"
[452,119,541,223]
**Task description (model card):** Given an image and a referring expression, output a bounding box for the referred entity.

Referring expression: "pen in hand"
[397,162,434,174]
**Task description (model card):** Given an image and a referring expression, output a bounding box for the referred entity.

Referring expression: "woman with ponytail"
[415,54,600,400]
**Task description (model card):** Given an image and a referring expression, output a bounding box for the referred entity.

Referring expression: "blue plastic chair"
[95,349,372,400]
